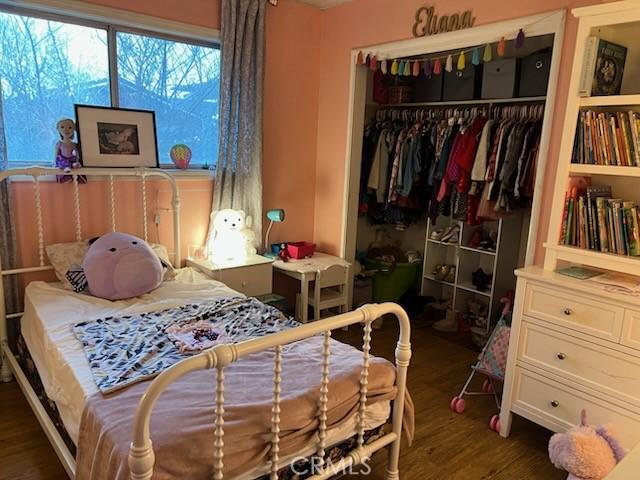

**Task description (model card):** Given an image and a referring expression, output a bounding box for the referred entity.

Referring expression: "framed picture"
[74,105,159,168]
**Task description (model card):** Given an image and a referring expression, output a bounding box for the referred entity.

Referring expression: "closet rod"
[376,95,546,108]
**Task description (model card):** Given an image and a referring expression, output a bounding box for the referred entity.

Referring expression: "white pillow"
[46,240,176,290]
[151,243,177,281]
[46,241,87,290]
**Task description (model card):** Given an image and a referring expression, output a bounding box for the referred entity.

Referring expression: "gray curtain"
[0,82,20,349]
[208,0,265,247]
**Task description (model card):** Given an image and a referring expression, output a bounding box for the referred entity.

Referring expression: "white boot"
[433,309,458,332]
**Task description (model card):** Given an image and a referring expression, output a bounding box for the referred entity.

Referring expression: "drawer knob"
[550,400,560,408]
[556,352,567,360]
[562,308,573,316]
[242,281,248,287]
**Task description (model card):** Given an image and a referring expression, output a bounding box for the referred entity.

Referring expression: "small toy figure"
[277,243,290,262]
[54,118,85,184]
[548,409,626,480]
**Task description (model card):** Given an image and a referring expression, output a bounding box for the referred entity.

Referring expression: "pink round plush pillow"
[83,232,163,300]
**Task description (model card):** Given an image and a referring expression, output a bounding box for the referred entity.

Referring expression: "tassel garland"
[391,59,399,75]
[497,37,505,57]
[516,28,525,49]
[433,57,442,75]
[424,59,432,76]
[361,23,529,74]
[403,60,411,76]
[369,55,377,71]
[483,43,492,63]
[471,48,480,66]
[445,54,453,73]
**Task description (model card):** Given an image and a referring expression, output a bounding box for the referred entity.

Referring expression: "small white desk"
[272,252,351,323]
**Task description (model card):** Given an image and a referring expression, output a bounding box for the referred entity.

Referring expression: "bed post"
[382,304,412,480]
[0,254,11,383]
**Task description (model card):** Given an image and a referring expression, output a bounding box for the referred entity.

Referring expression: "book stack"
[572,110,640,166]
[560,181,640,256]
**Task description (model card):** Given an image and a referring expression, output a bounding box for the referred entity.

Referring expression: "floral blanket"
[72,297,298,394]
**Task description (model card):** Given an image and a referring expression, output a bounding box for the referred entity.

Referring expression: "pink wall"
[263,2,320,246]
[11,178,213,287]
[312,0,598,263]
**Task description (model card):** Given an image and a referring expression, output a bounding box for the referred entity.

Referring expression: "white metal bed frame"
[0,167,412,480]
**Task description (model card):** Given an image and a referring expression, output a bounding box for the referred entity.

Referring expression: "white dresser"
[500,266,640,450]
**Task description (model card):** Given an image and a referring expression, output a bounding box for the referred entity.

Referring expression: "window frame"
[0,1,221,170]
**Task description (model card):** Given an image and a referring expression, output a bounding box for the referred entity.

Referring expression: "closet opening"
[342,11,565,346]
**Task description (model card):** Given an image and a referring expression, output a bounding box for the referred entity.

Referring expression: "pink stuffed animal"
[548,409,626,480]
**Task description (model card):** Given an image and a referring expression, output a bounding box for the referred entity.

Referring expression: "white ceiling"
[296,0,352,9]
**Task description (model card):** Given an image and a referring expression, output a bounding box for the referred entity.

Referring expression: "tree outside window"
[0,10,220,168]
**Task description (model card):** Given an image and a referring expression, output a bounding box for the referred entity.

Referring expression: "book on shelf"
[559,181,640,257]
[579,36,627,97]
[572,109,640,166]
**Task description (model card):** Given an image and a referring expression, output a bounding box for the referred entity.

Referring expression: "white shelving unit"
[421,214,524,334]
[545,1,640,276]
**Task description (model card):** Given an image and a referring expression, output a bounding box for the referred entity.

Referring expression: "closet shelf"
[569,164,640,177]
[545,243,640,277]
[459,245,497,256]
[456,282,492,297]
[427,238,459,247]
[423,273,455,287]
[579,94,640,107]
[368,96,546,109]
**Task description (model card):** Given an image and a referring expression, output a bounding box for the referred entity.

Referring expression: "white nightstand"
[186,255,273,297]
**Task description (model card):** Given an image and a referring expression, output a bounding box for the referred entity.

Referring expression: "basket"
[361,258,421,302]
[388,86,412,104]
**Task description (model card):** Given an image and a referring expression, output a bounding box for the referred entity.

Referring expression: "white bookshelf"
[545,1,640,275]
[421,215,523,333]
[579,94,640,107]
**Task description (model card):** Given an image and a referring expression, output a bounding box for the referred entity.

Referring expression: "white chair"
[301,264,349,322]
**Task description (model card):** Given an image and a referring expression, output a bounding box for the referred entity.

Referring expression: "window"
[0,8,220,168]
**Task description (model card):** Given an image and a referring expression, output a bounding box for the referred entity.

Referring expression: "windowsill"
[8,167,215,182]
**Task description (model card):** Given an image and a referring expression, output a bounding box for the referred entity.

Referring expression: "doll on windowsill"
[54,118,86,184]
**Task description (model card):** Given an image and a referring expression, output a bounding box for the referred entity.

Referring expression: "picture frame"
[74,104,159,168]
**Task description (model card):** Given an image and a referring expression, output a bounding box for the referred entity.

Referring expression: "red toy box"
[286,242,316,259]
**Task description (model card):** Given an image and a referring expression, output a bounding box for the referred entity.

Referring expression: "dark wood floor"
[0,316,563,480]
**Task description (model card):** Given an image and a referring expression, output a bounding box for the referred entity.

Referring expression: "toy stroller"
[449,296,513,432]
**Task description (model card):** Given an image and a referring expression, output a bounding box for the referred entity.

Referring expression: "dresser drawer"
[523,283,623,341]
[622,309,640,350]
[219,263,272,297]
[512,368,640,449]
[519,320,640,406]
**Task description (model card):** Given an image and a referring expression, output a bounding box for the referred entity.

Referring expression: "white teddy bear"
[209,209,257,263]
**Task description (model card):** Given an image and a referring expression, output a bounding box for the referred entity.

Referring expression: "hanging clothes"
[359,103,544,227]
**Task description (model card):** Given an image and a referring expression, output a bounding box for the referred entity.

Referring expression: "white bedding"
[20,268,389,457]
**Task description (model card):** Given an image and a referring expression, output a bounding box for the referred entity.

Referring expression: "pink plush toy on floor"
[548,409,626,480]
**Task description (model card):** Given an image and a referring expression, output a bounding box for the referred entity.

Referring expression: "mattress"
[20,268,390,468]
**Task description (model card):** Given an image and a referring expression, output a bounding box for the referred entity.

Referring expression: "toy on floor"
[449,296,512,432]
[549,409,626,480]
